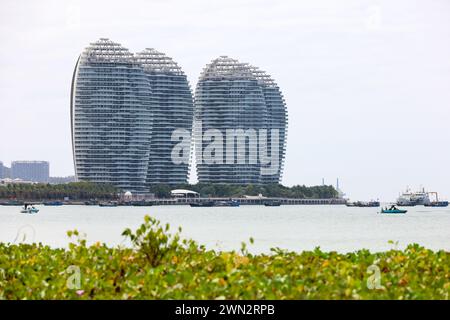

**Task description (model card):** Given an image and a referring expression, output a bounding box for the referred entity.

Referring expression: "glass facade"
[194,56,288,184]
[136,49,193,186]
[71,39,193,192]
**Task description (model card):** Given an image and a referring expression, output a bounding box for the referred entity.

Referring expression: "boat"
[189,201,216,207]
[43,201,64,206]
[380,205,407,214]
[424,201,449,207]
[264,201,281,207]
[131,200,153,207]
[216,200,240,207]
[397,188,449,207]
[424,192,448,207]
[20,204,39,214]
[84,200,98,206]
[99,201,118,207]
[396,188,430,206]
[346,201,380,207]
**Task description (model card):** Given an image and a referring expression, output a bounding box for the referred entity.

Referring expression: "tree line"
[0,182,118,201]
[0,182,338,200]
[151,183,338,199]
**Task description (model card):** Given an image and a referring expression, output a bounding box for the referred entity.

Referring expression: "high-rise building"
[251,66,288,184]
[136,49,193,185]
[194,56,287,184]
[0,161,4,179]
[11,161,49,183]
[71,39,193,192]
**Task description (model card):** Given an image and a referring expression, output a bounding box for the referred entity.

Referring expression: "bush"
[0,216,448,299]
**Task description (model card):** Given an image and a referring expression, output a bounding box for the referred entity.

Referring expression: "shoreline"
[0,197,347,206]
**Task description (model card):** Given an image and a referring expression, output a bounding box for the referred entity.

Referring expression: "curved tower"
[195,56,268,184]
[194,56,287,184]
[251,66,288,183]
[71,38,153,192]
[135,49,194,186]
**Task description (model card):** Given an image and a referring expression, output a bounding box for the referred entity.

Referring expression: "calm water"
[1,205,449,253]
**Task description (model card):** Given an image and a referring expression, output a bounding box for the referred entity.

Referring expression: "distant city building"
[194,56,288,184]
[11,161,49,183]
[3,165,11,179]
[0,161,10,179]
[71,39,193,192]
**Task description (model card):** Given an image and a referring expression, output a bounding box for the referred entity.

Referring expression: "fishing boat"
[20,204,39,214]
[380,205,407,214]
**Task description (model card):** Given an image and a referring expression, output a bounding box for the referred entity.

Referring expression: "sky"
[0,0,449,201]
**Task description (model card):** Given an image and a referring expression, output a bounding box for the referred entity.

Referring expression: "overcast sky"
[1,0,449,201]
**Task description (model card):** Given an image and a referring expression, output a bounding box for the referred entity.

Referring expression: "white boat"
[397,188,431,206]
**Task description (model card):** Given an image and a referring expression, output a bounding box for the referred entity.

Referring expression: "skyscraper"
[194,56,287,184]
[71,39,193,192]
[11,161,49,183]
[136,49,193,186]
[251,66,288,184]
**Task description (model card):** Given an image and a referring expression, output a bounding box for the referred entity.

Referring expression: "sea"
[1,205,449,253]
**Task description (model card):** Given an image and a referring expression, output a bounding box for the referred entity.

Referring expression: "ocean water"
[0,205,449,253]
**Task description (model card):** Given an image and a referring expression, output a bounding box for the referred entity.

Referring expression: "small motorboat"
[216,200,240,207]
[20,204,39,214]
[380,205,407,214]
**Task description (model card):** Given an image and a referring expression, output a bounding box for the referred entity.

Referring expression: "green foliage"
[0,182,338,201]
[0,216,448,300]
[122,216,194,267]
[150,185,172,199]
[151,183,339,199]
[0,182,118,201]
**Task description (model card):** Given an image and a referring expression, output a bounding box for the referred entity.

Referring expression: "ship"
[424,191,449,207]
[396,188,448,207]
[424,201,449,207]
[397,188,430,206]
[346,201,380,208]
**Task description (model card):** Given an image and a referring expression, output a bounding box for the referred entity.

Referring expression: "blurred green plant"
[0,215,448,300]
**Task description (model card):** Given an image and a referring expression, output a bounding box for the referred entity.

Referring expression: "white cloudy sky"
[0,0,449,201]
